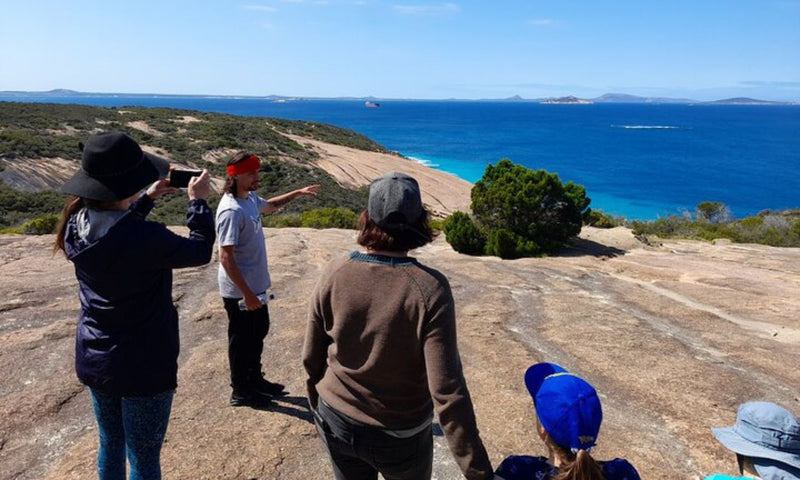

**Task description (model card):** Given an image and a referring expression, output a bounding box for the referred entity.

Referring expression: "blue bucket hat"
[712,402,800,480]
[524,363,602,452]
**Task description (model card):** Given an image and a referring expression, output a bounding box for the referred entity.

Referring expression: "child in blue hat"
[496,363,641,480]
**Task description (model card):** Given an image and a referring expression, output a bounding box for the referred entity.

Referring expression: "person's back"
[497,455,639,480]
[304,172,495,480]
[308,252,454,426]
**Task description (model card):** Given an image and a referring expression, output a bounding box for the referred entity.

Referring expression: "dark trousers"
[314,400,434,480]
[222,297,270,390]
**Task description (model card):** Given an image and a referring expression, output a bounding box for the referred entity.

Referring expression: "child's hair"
[545,435,604,480]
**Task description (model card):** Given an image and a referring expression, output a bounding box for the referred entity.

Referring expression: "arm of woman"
[423,285,494,480]
[137,172,216,269]
[302,277,332,410]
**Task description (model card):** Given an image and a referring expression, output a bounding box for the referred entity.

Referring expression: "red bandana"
[227,155,260,176]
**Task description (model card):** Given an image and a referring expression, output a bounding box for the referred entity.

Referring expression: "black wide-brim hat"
[61,131,170,202]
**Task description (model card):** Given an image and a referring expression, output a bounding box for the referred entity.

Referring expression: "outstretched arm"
[261,184,320,214]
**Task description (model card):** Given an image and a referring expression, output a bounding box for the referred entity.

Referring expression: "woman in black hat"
[54,131,216,480]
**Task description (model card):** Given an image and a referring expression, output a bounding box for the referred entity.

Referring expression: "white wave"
[612,125,680,129]
[408,156,440,168]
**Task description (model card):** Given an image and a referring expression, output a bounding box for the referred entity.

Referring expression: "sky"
[2,0,799,101]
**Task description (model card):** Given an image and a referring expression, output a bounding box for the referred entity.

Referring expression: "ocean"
[3,94,799,220]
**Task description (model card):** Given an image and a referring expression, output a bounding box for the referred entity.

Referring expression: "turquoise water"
[3,95,798,220]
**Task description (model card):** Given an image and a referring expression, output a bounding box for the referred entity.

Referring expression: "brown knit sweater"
[303,251,493,480]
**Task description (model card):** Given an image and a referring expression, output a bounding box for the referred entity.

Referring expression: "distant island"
[0,89,797,105]
[540,96,594,105]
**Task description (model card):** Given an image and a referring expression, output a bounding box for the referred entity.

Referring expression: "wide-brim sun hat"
[524,362,603,452]
[61,131,170,202]
[712,401,800,477]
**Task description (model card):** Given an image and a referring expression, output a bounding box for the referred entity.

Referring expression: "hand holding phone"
[169,169,203,188]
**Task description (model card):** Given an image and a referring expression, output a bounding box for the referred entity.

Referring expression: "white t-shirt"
[216,192,271,298]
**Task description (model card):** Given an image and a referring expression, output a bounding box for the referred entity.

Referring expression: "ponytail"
[547,439,604,480]
[553,448,604,480]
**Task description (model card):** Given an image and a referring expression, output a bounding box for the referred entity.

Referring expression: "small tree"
[696,201,730,224]
[469,159,590,256]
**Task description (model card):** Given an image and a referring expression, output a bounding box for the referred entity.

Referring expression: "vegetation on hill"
[443,159,591,258]
[631,204,800,247]
[0,102,383,231]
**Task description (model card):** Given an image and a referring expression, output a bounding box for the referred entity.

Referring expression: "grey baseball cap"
[367,172,425,234]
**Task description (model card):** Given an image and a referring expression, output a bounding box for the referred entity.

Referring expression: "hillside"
[0,102,401,228]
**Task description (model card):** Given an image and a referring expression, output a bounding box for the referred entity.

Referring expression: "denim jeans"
[89,388,174,480]
[314,400,434,480]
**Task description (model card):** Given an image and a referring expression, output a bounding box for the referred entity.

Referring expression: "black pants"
[222,297,270,390]
[314,400,434,480]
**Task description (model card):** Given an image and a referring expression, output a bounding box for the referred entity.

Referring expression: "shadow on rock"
[270,395,314,423]
[559,238,627,258]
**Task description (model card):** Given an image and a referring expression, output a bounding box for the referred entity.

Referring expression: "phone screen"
[169,169,202,188]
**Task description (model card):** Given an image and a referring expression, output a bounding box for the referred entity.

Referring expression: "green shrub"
[263,214,303,228]
[791,220,800,240]
[443,211,486,255]
[467,159,590,257]
[429,217,446,232]
[631,206,800,247]
[22,213,59,235]
[299,208,358,229]
[484,228,539,259]
[585,209,622,228]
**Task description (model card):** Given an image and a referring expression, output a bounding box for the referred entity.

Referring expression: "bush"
[466,159,590,257]
[263,214,303,228]
[484,228,539,259]
[22,213,59,235]
[585,209,622,228]
[299,208,358,229]
[443,212,486,255]
[631,204,800,247]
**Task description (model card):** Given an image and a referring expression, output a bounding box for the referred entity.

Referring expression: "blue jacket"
[65,196,215,396]
[496,455,641,480]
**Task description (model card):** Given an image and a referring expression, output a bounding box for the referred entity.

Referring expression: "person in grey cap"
[303,172,497,480]
[55,131,215,480]
[705,402,800,480]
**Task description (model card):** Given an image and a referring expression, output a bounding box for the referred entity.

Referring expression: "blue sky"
[2,0,799,100]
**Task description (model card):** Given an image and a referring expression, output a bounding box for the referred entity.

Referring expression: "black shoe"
[252,377,288,397]
[230,389,275,408]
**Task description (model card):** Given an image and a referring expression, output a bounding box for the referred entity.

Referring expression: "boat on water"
[364,101,380,108]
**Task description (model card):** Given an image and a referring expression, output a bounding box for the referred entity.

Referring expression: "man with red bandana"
[216,151,319,407]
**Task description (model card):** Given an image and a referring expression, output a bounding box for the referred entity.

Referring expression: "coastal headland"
[0,107,798,479]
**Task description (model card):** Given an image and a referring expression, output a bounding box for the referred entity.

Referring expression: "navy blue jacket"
[65,196,215,396]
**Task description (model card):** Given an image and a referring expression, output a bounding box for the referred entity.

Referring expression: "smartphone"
[169,170,203,188]
[169,169,202,188]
